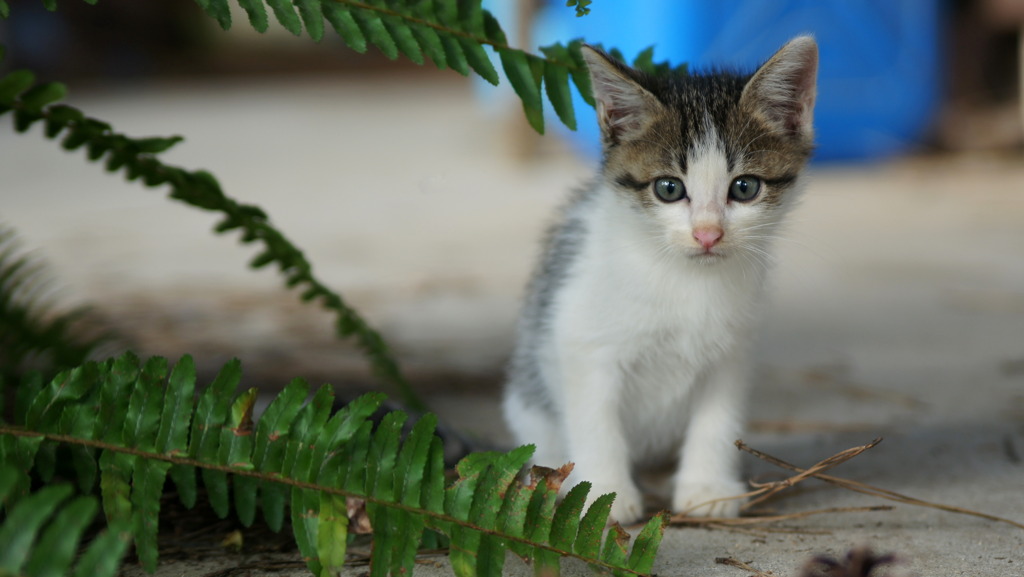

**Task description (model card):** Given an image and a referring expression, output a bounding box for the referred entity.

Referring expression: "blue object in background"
[534,1,943,162]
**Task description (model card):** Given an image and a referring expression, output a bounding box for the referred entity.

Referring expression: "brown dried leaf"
[347,497,373,535]
[527,462,574,492]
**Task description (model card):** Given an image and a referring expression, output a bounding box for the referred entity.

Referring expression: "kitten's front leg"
[673,352,750,518]
[560,345,643,524]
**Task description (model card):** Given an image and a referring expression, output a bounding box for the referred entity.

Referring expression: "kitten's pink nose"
[693,226,723,250]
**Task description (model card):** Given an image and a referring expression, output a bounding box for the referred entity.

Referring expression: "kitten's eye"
[729,175,762,202]
[653,177,686,203]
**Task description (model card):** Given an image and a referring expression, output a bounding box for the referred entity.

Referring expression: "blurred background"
[2,0,1024,440]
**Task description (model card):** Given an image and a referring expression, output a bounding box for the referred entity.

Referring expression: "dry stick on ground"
[735,439,1024,531]
[715,557,774,577]
[669,438,886,526]
[741,438,883,511]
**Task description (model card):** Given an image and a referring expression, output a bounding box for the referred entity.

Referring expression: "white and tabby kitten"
[503,37,817,524]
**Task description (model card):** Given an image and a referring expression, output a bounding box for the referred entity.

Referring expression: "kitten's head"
[582,37,817,264]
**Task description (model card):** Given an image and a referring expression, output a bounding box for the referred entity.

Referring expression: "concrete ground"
[3,74,1024,576]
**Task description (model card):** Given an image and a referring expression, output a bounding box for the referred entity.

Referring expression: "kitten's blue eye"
[729,175,762,202]
[653,177,686,203]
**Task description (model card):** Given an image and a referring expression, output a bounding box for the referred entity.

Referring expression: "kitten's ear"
[740,35,818,139]
[582,45,663,144]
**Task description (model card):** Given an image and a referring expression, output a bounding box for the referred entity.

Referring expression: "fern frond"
[0,66,427,413]
[4,1,684,134]
[180,0,680,133]
[0,225,113,383]
[1,353,665,576]
[0,465,130,577]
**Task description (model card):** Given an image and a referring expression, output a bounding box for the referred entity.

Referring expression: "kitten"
[503,36,817,524]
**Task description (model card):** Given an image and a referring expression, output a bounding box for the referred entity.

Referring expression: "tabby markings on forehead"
[763,174,797,188]
[614,173,649,192]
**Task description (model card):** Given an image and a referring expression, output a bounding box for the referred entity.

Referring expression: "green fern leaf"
[382,16,425,65]
[18,81,66,113]
[61,400,100,494]
[456,0,484,32]
[495,480,531,559]
[0,70,33,105]
[245,378,308,530]
[600,523,632,576]
[573,489,610,557]
[291,484,322,576]
[551,482,589,553]
[135,135,184,154]
[295,0,325,41]
[26,364,98,433]
[316,492,349,577]
[394,415,437,508]
[566,40,595,107]
[410,24,447,69]
[236,0,269,32]
[132,459,173,572]
[0,1,9,19]
[324,3,368,52]
[498,49,545,133]
[574,492,614,560]
[0,465,17,510]
[459,38,498,85]
[71,521,131,577]
[280,383,334,490]
[367,411,405,502]
[630,46,659,75]
[122,356,168,449]
[154,357,198,509]
[539,43,577,130]
[192,361,242,518]
[627,512,667,574]
[420,434,446,519]
[440,36,469,76]
[352,9,399,60]
[0,483,73,573]
[98,450,133,526]
[523,468,562,574]
[0,467,128,577]
[223,387,258,524]
[266,0,303,35]
[98,353,139,442]
[366,412,425,577]
[0,436,42,508]
[155,355,195,455]
[195,0,232,29]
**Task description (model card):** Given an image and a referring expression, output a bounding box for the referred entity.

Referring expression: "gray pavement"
[4,75,1024,576]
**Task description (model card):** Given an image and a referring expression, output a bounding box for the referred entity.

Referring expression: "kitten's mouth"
[688,247,726,262]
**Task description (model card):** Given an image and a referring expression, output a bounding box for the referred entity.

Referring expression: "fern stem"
[0,424,654,576]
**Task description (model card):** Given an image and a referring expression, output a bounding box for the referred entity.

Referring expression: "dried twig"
[741,438,883,511]
[668,438,886,526]
[716,556,774,577]
[671,505,892,527]
[735,440,1024,531]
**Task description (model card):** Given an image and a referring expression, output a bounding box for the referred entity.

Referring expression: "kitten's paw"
[673,481,747,518]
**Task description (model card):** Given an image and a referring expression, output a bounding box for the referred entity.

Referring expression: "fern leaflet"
[0,466,131,577]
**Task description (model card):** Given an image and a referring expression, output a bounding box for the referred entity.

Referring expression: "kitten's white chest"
[549,188,762,456]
